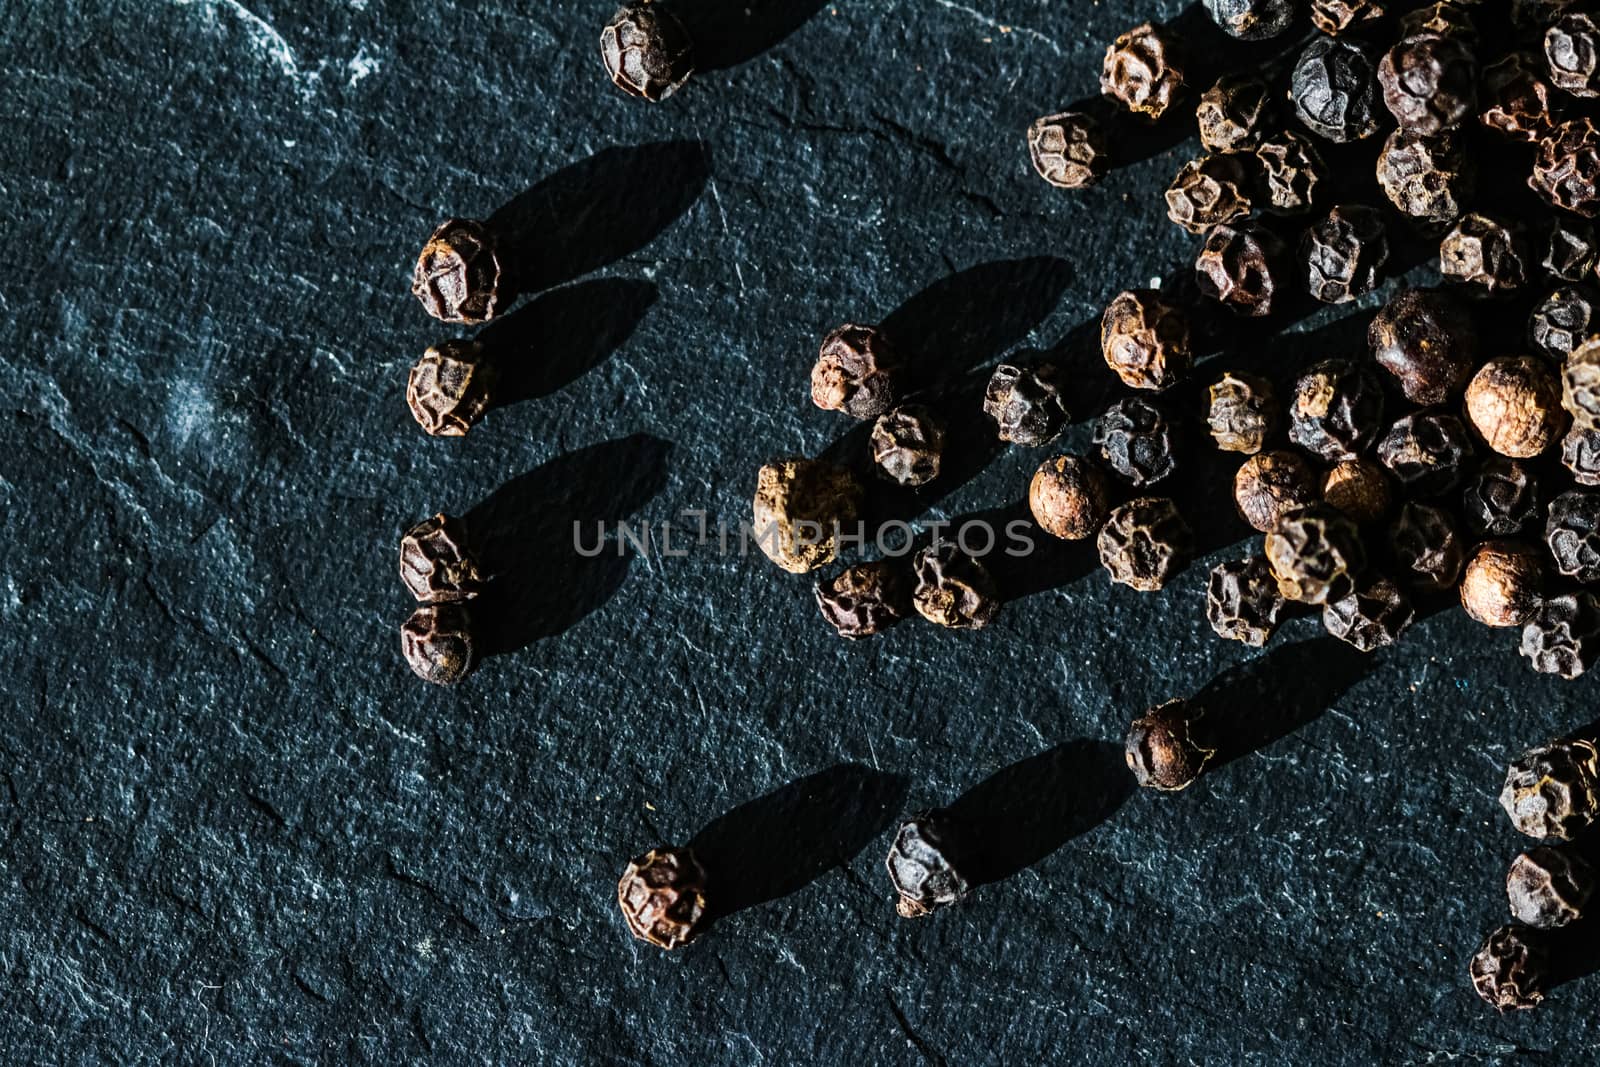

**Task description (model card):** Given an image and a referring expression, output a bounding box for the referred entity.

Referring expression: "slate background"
[5,0,1598,1063]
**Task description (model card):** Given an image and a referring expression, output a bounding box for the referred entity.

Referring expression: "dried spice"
[1531,118,1600,218]
[1291,36,1382,143]
[1323,458,1391,523]
[1323,575,1415,652]
[751,458,863,574]
[1369,287,1478,405]
[984,363,1069,446]
[407,340,499,437]
[1546,489,1600,582]
[1203,0,1295,40]
[600,2,695,102]
[1101,22,1186,120]
[617,847,707,949]
[1095,397,1179,486]
[1563,425,1600,484]
[1465,355,1566,459]
[1531,285,1599,361]
[1399,1,1477,43]
[1256,132,1326,215]
[1027,112,1110,189]
[1206,371,1277,454]
[1376,129,1474,227]
[912,543,1000,630]
[1514,0,1580,38]
[412,219,502,325]
[887,812,969,918]
[1098,497,1193,592]
[1470,925,1551,1012]
[1508,846,1596,927]
[1030,455,1111,541]
[1565,338,1600,429]
[1206,556,1286,646]
[1378,33,1478,135]
[1463,459,1542,537]
[1389,500,1465,590]
[1501,737,1600,839]
[400,603,476,686]
[1266,503,1366,605]
[1288,358,1385,461]
[1101,289,1193,391]
[1543,218,1599,281]
[1547,12,1600,99]
[1521,593,1600,679]
[1376,411,1475,496]
[1126,699,1214,791]
[1461,540,1545,627]
[1197,74,1273,154]
[1301,203,1388,304]
[871,404,945,487]
[399,514,484,603]
[1480,52,1554,143]
[1440,214,1531,294]
[1311,0,1384,36]
[814,561,910,639]
[1196,220,1287,318]
[1165,154,1253,235]
[811,324,901,420]
[1235,450,1319,533]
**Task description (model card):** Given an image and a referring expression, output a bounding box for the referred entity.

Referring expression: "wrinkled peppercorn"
[1203,0,1295,40]
[912,543,1000,630]
[1440,214,1531,294]
[1166,154,1253,235]
[1370,287,1478,405]
[1466,355,1566,459]
[815,561,910,639]
[1311,0,1384,36]
[1196,220,1287,317]
[1030,455,1111,541]
[1543,218,1599,281]
[1302,203,1389,304]
[1461,540,1545,627]
[1390,501,1466,590]
[1531,118,1600,218]
[1028,112,1110,189]
[1481,52,1554,143]
[1197,74,1273,154]
[1101,289,1193,391]
[1502,737,1600,839]
[1101,22,1186,120]
[617,847,708,949]
[400,513,484,603]
[1126,699,1214,791]
[871,404,945,487]
[1376,129,1474,227]
[401,603,476,685]
[1323,575,1415,651]
[1531,285,1599,360]
[600,2,695,102]
[1470,925,1551,1012]
[812,324,901,420]
[1323,458,1392,523]
[1267,503,1367,604]
[1400,1,1477,43]
[1377,411,1475,495]
[1095,397,1179,486]
[1514,0,1579,38]
[1256,132,1326,216]
[1378,33,1478,135]
[1289,358,1385,460]
[1521,592,1600,678]
[407,340,499,437]
[1292,36,1382,143]
[1548,12,1600,98]
[1098,497,1193,592]
[1463,459,1542,537]
[1564,338,1600,429]
[886,812,969,918]
[1235,449,1320,533]
[1547,489,1600,581]
[983,363,1069,446]
[1207,371,1277,454]
[1509,845,1596,927]
[1563,426,1600,484]
[412,219,502,325]
[751,458,863,574]
[1207,555,1286,646]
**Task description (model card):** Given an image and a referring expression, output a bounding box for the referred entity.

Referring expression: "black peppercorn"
[1546,489,1600,582]
[1378,32,1478,135]
[1563,425,1600,484]
[412,219,502,325]
[1028,112,1111,189]
[1389,501,1466,590]
[1235,450,1320,533]
[1470,925,1551,1011]
[752,458,864,574]
[1126,699,1214,791]
[815,561,911,640]
[1266,503,1367,604]
[1095,397,1179,486]
[1323,458,1392,523]
[1547,12,1600,99]
[1301,203,1389,304]
[1531,285,1599,361]
[1101,22,1186,120]
[1521,593,1600,678]
[886,812,969,918]
[617,847,708,949]
[1501,737,1600,839]
[1101,289,1193,391]
[1030,455,1111,541]
[1480,52,1554,143]
[1197,74,1273,154]
[1508,845,1596,927]
[1196,221,1288,318]
[1440,214,1531,295]
[1291,36,1382,143]
[600,2,695,102]
[912,543,1000,630]
[1311,0,1384,36]
[1564,338,1600,429]
[983,363,1069,446]
[1255,132,1326,216]
[1514,0,1579,38]
[1206,555,1286,646]
[1376,129,1474,227]
[1399,1,1477,43]
[1369,287,1478,405]
[1203,0,1295,40]
[1166,154,1253,235]
[1466,355,1566,459]
[400,603,477,685]
[1098,497,1193,592]
[812,324,901,420]
[1463,458,1542,537]
[1323,575,1415,652]
[399,513,484,603]
[407,340,499,437]
[1376,411,1475,495]
[1206,371,1277,454]
[1543,218,1599,282]
[1531,118,1600,218]
[1289,358,1385,461]
[1461,540,1545,627]
[871,404,945,487]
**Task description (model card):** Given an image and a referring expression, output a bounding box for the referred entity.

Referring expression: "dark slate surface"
[4,1,1598,1063]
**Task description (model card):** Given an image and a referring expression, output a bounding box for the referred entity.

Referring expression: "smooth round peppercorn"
[1564,338,1600,429]
[1440,214,1531,294]
[617,847,708,949]
[1101,289,1193,391]
[886,812,969,918]
[814,561,910,640]
[1521,593,1600,679]
[1206,371,1277,454]
[1378,32,1478,135]
[1302,203,1388,304]
[871,404,945,487]
[1563,426,1600,484]
[1389,501,1465,590]
[983,363,1069,446]
[1197,74,1272,154]
[1547,12,1600,99]
[1027,112,1110,189]
[1461,541,1545,627]
[1377,129,1474,227]
[1543,218,1599,281]
[1126,699,1214,791]
[812,324,902,420]
[1465,355,1566,459]
[1323,458,1391,523]
[1501,738,1600,839]
[1095,397,1178,486]
[1098,497,1193,592]
[1531,285,1599,361]
[1291,36,1382,143]
[912,543,1000,630]
[1531,118,1600,218]
[1508,845,1596,927]
[1266,503,1366,605]
[1323,575,1415,652]
[412,218,502,325]
[1255,132,1326,216]
[1101,22,1186,121]
[1311,0,1384,36]
[1289,358,1385,461]
[751,458,863,574]
[1203,0,1294,40]
[1030,455,1111,541]
[1165,154,1253,235]
[600,2,695,102]
[407,340,499,437]
[1470,925,1551,1012]
[1369,287,1478,405]
[1206,555,1285,646]
[1234,450,1319,533]
[1480,52,1554,143]
[1196,220,1287,318]
[1546,490,1600,582]
[400,603,477,686]
[399,513,484,603]
[1376,411,1475,496]
[1463,458,1542,538]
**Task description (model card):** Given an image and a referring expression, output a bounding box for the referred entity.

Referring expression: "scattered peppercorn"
[1101,289,1193,391]
[1311,0,1384,36]
[1543,217,1599,281]
[812,324,901,420]
[1547,489,1600,581]
[1256,131,1326,216]
[1376,129,1474,227]
[1463,458,1542,537]
[1206,555,1285,646]
[1389,500,1466,590]
[1126,698,1215,791]
[1098,497,1193,592]
[600,2,695,102]
[1323,458,1392,523]
[751,458,863,574]
[1165,154,1253,235]
[871,404,945,487]
[1502,737,1600,839]
[1289,358,1385,461]
[1563,425,1600,484]
[400,603,477,685]
[886,812,969,918]
[1531,285,1599,361]
[1564,337,1600,429]
[1206,371,1277,454]
[1030,455,1111,541]
[399,513,484,603]
[1028,112,1110,189]
[1461,540,1545,627]
[1095,397,1179,486]
[1291,36,1382,143]
[1266,503,1367,604]
[912,543,1001,629]
[1324,574,1415,651]
[1202,0,1295,40]
[1440,214,1531,294]
[1369,287,1478,405]
[1465,355,1566,459]
[1101,22,1186,121]
[815,561,912,639]
[617,846,708,949]
[1378,32,1478,136]
[1521,592,1600,678]
[1547,11,1600,99]
[1508,845,1596,927]
[983,363,1069,446]
[1301,203,1388,304]
[407,340,499,437]
[1531,118,1600,218]
[1235,449,1320,533]
[1376,411,1475,496]
[1197,74,1273,154]
[412,219,502,325]
[1470,925,1551,1012]
[1480,52,1554,143]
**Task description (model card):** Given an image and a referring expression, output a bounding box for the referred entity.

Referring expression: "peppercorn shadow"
[678,0,830,72]
[466,434,672,654]
[485,140,710,303]
[687,763,907,923]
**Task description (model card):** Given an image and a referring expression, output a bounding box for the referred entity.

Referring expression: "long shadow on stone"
[467,434,672,654]
[689,763,907,922]
[681,0,830,71]
[478,278,658,408]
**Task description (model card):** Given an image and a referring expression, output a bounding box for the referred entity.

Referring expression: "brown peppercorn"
[1376,129,1474,227]
[1543,218,1599,282]
[1234,450,1319,533]
[1256,132,1325,216]
[1547,12,1600,99]
[1323,575,1414,652]
[1461,540,1545,627]
[1521,593,1600,679]
[412,219,502,325]
[1376,411,1475,496]
[1165,154,1253,235]
[1301,203,1389,304]
[1289,358,1386,461]
[600,2,695,103]
[1440,214,1531,294]
[1463,458,1542,538]
[617,847,708,949]
[1197,74,1273,154]
[1266,503,1366,605]
[1508,845,1596,927]
[1564,337,1600,429]
[1530,285,1599,361]
[1206,371,1277,454]
[1126,699,1214,792]
[1101,22,1186,121]
[1480,52,1554,143]
[1531,118,1600,218]
[1095,397,1179,487]
[1027,112,1110,190]
[1389,501,1465,590]
[1311,0,1384,36]
[400,603,477,686]
[1399,1,1477,43]
[1465,355,1566,459]
[1029,455,1111,541]
[1563,425,1600,484]
[1501,737,1600,839]
[1097,497,1193,592]
[1547,489,1600,582]
[886,812,969,918]
[983,363,1069,446]
[912,543,1000,630]
[1322,458,1391,523]
[1206,555,1286,646]
[1369,287,1478,405]
[407,340,499,437]
[1100,289,1193,391]
[1470,925,1551,1012]
[1196,220,1288,317]
[1379,32,1477,136]
[399,513,484,603]
[811,324,901,420]
[871,404,945,487]
[1291,36,1382,143]
[814,560,911,639]
[751,458,863,574]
